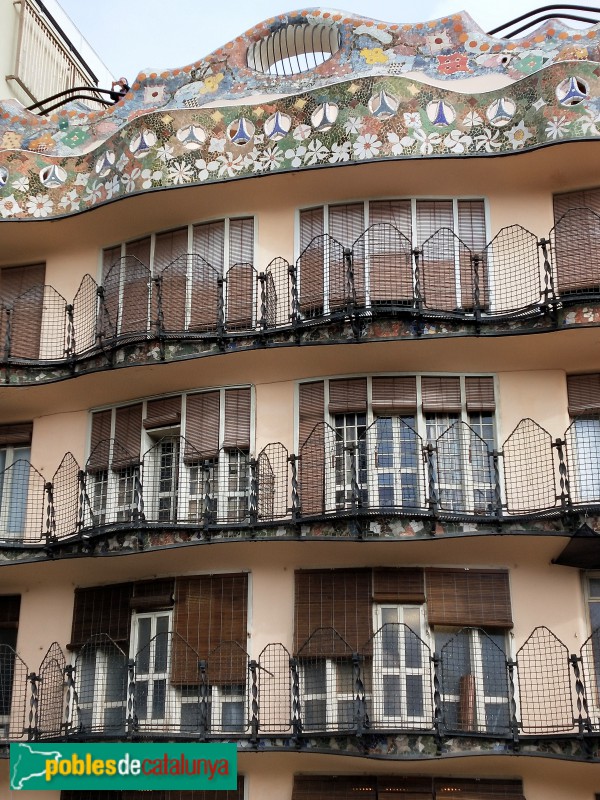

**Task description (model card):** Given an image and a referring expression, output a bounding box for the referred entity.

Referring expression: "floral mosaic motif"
[0,7,600,220]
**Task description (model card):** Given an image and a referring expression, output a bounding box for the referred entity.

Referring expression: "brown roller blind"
[113,404,143,468]
[194,220,225,272]
[102,246,121,282]
[567,373,600,415]
[229,217,254,265]
[129,579,175,611]
[465,377,495,411]
[88,410,112,471]
[416,200,454,242]
[184,391,220,461]
[554,187,600,221]
[328,378,368,414]
[370,199,412,238]
[0,423,32,447]
[0,595,20,628]
[372,568,425,603]
[457,200,486,251]
[0,263,45,305]
[329,203,365,248]
[300,207,324,252]
[426,569,512,628]
[125,237,151,266]
[66,781,245,800]
[223,388,251,450]
[153,228,188,271]
[372,376,417,412]
[292,776,377,800]
[421,376,462,412]
[377,777,433,798]
[69,583,133,647]
[294,569,372,655]
[434,779,525,799]
[144,396,182,429]
[299,381,324,446]
[171,574,248,685]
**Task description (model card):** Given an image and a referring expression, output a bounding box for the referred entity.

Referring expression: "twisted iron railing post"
[126,658,136,734]
[217,276,225,336]
[424,443,438,522]
[44,480,56,544]
[63,663,76,736]
[153,275,166,359]
[202,463,215,527]
[132,465,144,522]
[258,272,268,330]
[249,457,258,528]
[289,263,299,327]
[538,237,558,315]
[289,454,300,522]
[552,437,572,511]
[65,303,75,358]
[472,253,482,328]
[95,285,106,346]
[412,248,424,315]
[506,657,520,744]
[3,306,12,362]
[27,670,40,740]
[570,653,592,733]
[290,656,302,738]
[198,659,209,740]
[432,652,443,741]
[347,442,360,512]
[352,652,368,735]
[249,659,259,741]
[77,469,91,532]
[344,246,356,313]
[492,449,504,520]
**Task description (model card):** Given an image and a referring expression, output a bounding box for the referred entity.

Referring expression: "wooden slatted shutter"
[124,782,245,800]
[102,246,121,282]
[418,200,455,311]
[154,228,188,272]
[227,218,254,328]
[299,381,324,446]
[329,203,365,248]
[143,397,182,430]
[328,378,368,414]
[194,221,225,272]
[552,189,600,293]
[129,578,175,612]
[421,376,462,412]
[184,391,220,460]
[0,263,45,304]
[113,404,143,468]
[377,776,433,798]
[372,376,417,412]
[125,237,151,266]
[368,200,413,302]
[465,377,496,411]
[0,423,32,447]
[567,373,600,415]
[171,574,248,685]
[88,410,112,471]
[298,381,325,514]
[0,596,20,628]
[457,200,487,308]
[426,569,513,628]
[118,240,151,335]
[299,207,325,313]
[329,203,365,306]
[292,776,377,800]
[554,187,600,219]
[294,569,372,655]
[69,583,133,647]
[433,778,525,799]
[1,264,45,360]
[372,568,425,603]
[223,388,251,450]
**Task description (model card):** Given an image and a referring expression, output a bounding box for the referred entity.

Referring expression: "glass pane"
[382,607,399,625]
[222,700,244,731]
[135,680,148,719]
[337,699,355,727]
[304,698,326,729]
[406,673,424,717]
[152,678,166,719]
[590,601,600,630]
[136,618,151,672]
[589,578,600,599]
[104,705,126,730]
[383,674,401,716]
[154,616,169,671]
[8,457,30,534]
[181,701,201,731]
[105,651,126,702]
[77,650,96,705]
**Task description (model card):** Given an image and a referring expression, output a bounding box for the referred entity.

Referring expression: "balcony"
[1,209,600,384]
[1,415,599,549]
[1,624,599,759]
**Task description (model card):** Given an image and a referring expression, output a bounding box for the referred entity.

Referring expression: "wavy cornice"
[0,8,599,220]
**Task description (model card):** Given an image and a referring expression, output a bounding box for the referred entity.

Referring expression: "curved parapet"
[1,8,599,220]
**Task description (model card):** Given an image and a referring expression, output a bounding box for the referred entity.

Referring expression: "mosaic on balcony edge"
[1,8,600,220]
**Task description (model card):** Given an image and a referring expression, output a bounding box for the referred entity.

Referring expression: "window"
[69,575,249,735]
[61,780,246,800]
[553,187,600,296]
[294,568,512,734]
[584,574,600,725]
[566,374,600,504]
[0,263,45,359]
[0,595,20,740]
[0,423,36,540]
[291,775,526,799]
[86,387,252,527]
[298,199,486,314]
[101,217,255,334]
[298,375,496,515]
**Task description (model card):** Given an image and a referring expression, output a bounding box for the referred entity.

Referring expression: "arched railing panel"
[484,225,542,314]
[83,439,141,529]
[579,627,600,731]
[353,223,413,308]
[204,641,250,734]
[436,421,496,515]
[258,643,292,733]
[517,626,574,733]
[421,229,475,312]
[257,443,289,521]
[265,256,289,327]
[71,635,128,735]
[225,262,256,330]
[503,419,557,513]
[0,460,46,543]
[297,235,346,317]
[102,256,151,339]
[187,254,222,333]
[72,274,99,355]
[439,627,510,735]
[564,416,600,505]
[0,644,29,741]
[298,422,338,517]
[51,452,80,540]
[37,642,66,739]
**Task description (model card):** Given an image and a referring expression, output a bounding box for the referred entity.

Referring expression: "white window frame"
[0,444,32,539]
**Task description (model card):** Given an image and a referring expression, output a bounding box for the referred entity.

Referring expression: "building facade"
[1,5,600,800]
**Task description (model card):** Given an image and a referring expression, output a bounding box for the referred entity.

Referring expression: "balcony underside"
[2,302,600,386]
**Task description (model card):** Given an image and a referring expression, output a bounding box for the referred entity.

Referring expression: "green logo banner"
[10,742,237,790]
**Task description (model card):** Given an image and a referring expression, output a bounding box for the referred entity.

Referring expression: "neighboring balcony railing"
[7,0,105,109]
[0,415,599,545]
[2,624,600,743]
[1,209,600,369]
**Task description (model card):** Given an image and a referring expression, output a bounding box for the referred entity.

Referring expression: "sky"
[52,0,587,85]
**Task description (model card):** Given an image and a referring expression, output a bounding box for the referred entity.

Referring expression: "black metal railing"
[3,623,600,743]
[2,209,600,369]
[5,413,600,544]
